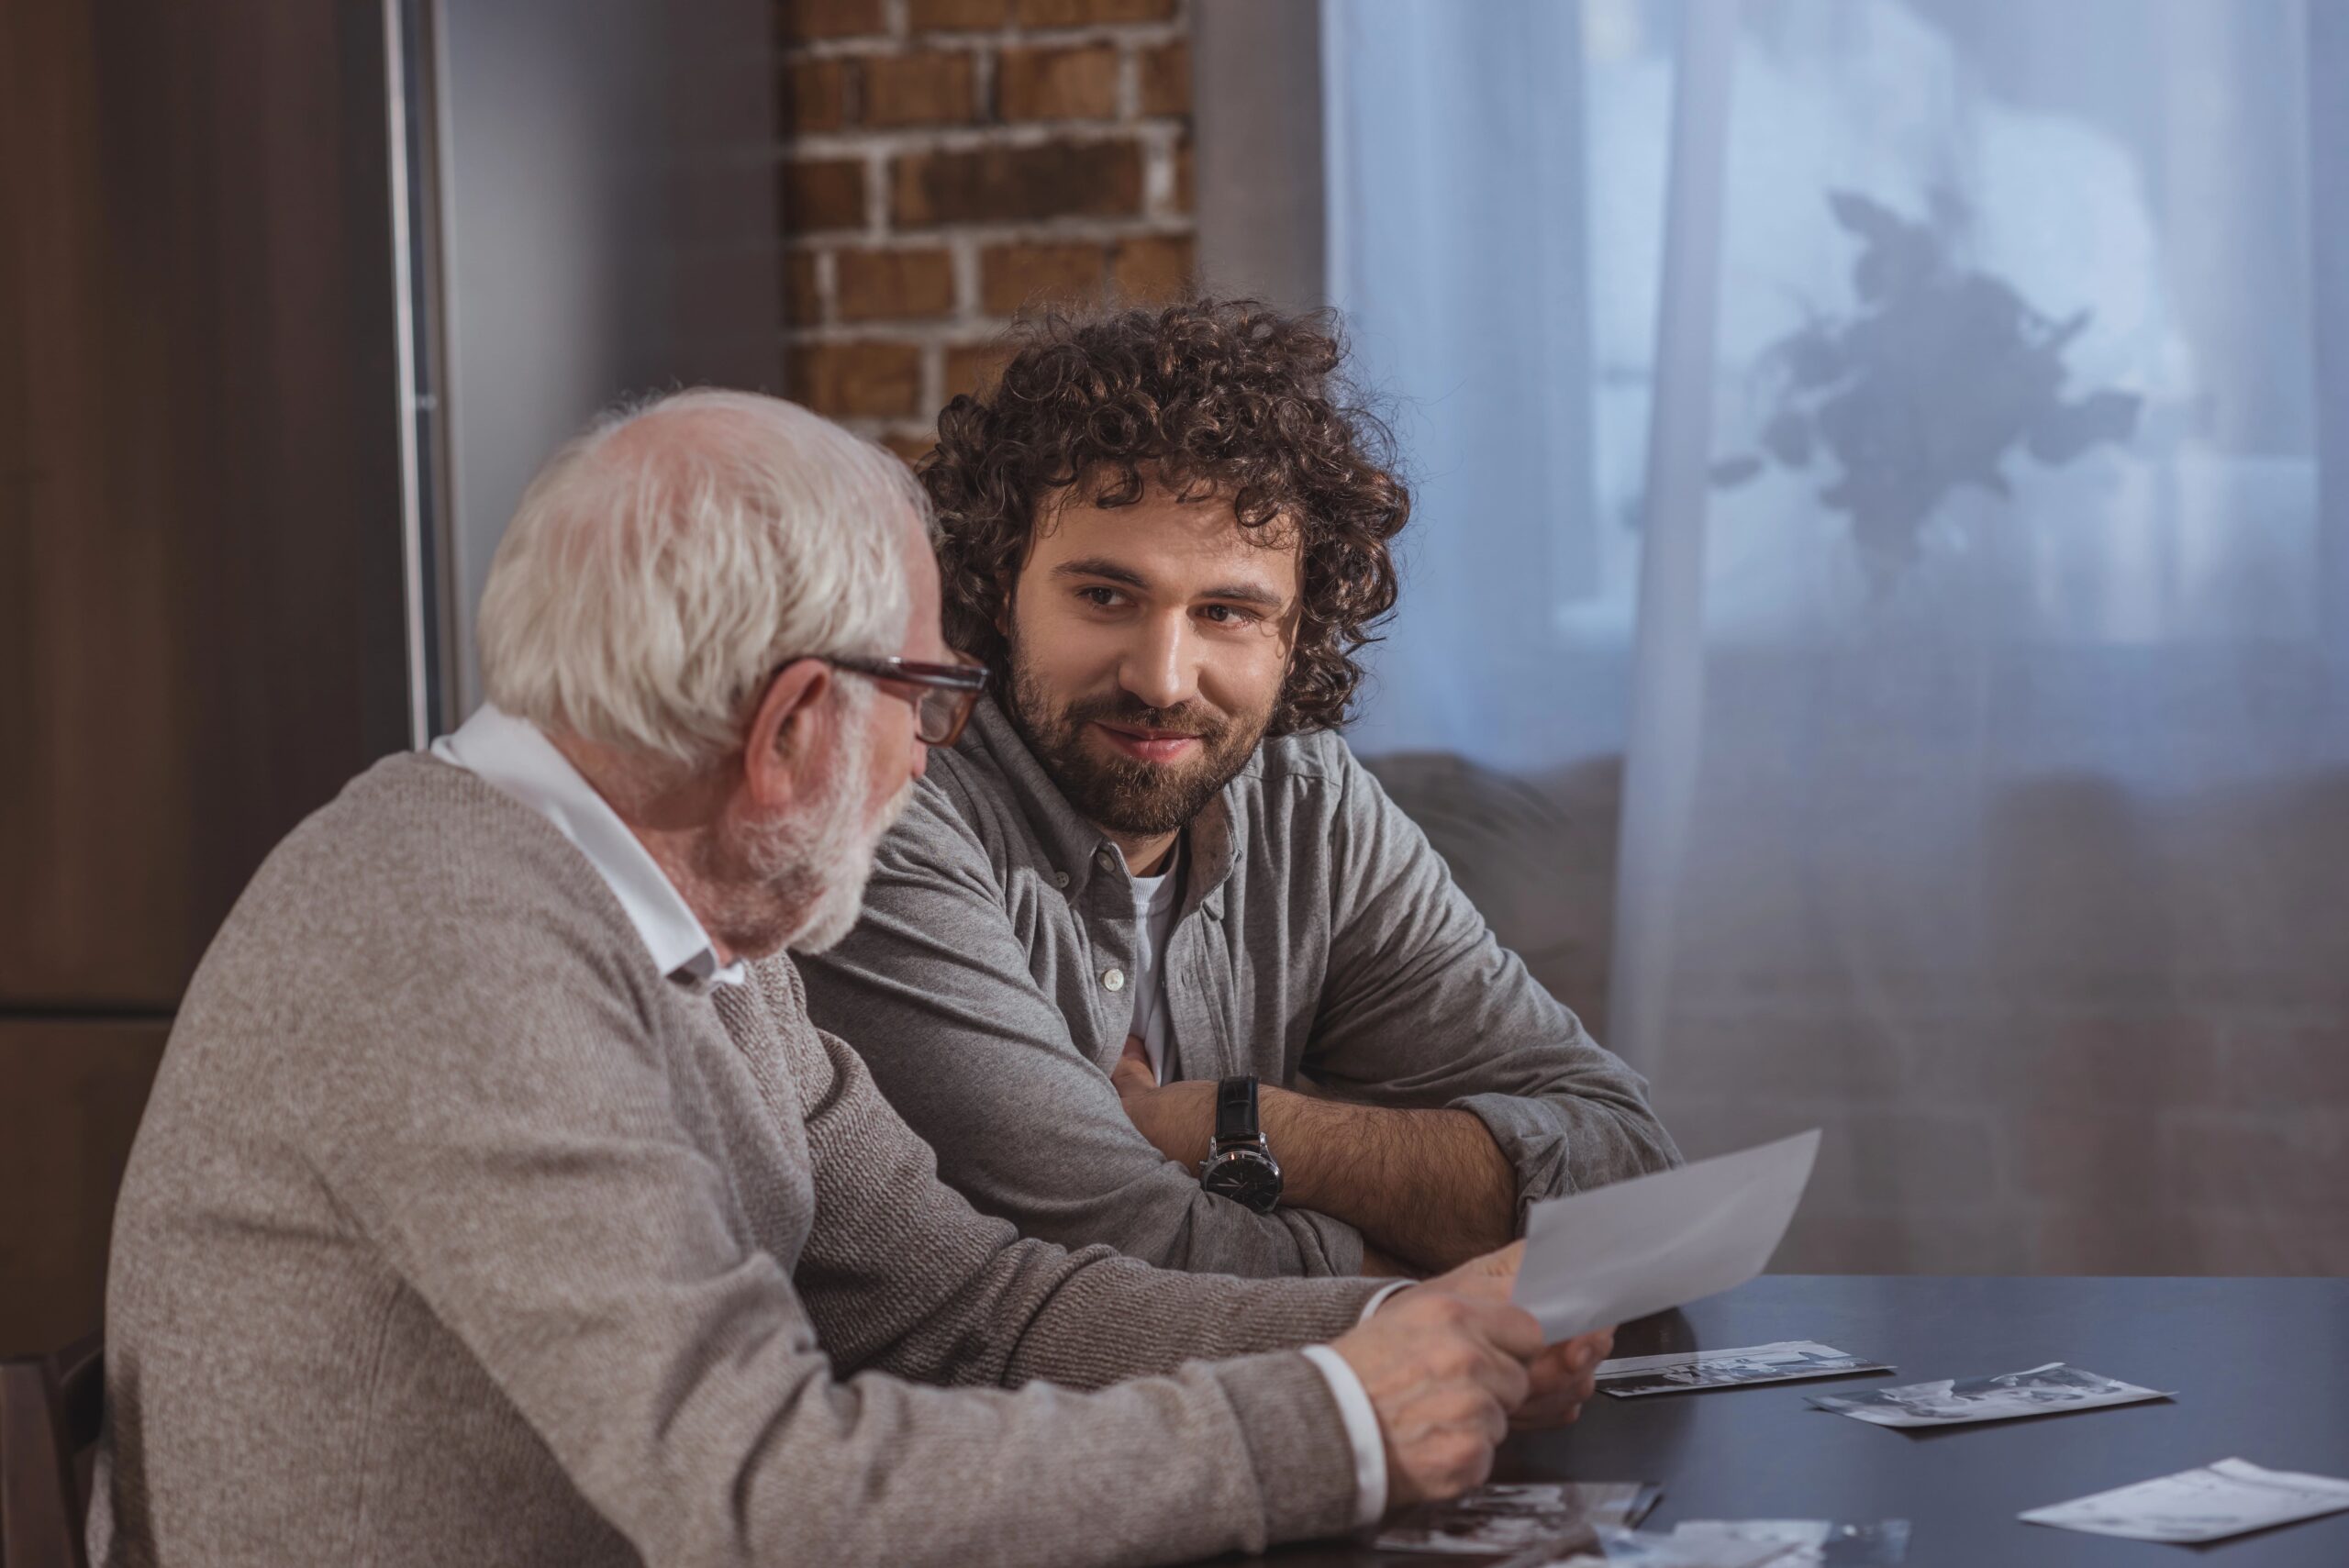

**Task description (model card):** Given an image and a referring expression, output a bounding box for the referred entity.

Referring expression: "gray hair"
[478,389,927,767]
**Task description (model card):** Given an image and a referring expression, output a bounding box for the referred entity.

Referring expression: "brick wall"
[774,0,1196,459]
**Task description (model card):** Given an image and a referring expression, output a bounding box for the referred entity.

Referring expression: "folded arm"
[1310,757,1681,1259]
[732,961,1382,1389]
[796,786,1369,1277]
[1112,1046,1514,1274]
[1117,756,1680,1274]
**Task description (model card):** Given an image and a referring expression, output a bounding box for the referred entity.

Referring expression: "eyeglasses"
[779,652,989,746]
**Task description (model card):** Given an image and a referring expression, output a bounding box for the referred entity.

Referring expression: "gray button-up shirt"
[796,696,1681,1277]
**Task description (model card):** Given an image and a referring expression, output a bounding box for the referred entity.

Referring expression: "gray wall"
[1192,0,1326,312]
[434,0,782,715]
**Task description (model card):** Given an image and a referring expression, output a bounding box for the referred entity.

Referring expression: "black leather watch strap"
[1214,1075,1261,1144]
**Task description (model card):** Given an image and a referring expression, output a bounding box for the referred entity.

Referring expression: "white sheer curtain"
[1326,0,2349,1273]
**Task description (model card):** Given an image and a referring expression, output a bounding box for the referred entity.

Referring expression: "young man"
[91,392,1608,1567]
[797,302,1681,1280]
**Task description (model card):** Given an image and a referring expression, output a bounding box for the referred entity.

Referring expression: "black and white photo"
[1373,1482,1660,1555]
[1595,1341,1891,1398]
[1662,1519,1911,1565]
[1809,1362,2171,1428]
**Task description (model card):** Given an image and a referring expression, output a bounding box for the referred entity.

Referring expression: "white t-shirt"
[1125,850,1184,1081]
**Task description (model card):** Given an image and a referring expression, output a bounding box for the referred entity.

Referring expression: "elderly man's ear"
[740,660,836,806]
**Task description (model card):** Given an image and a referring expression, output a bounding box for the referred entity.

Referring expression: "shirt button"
[1053,871,1070,889]
[1102,967,1126,993]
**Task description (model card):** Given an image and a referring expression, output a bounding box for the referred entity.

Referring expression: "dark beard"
[1004,652,1270,839]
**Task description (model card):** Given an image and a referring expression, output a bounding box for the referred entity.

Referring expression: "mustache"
[1062,695,1229,741]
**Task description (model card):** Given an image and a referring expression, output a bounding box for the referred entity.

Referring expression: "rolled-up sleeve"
[1309,752,1683,1218]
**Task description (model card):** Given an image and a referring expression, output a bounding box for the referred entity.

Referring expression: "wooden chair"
[0,1333,103,1568]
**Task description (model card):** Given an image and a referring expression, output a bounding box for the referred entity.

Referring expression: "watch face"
[1201,1149,1283,1215]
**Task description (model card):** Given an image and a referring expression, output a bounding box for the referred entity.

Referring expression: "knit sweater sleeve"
[298,897,1366,1568]
[724,960,1386,1391]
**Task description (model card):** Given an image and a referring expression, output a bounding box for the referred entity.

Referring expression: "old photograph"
[1373,1481,1661,1555]
[1809,1362,2171,1428]
[1596,1341,1892,1398]
[1508,1524,1812,1568]
[1662,1519,1911,1565]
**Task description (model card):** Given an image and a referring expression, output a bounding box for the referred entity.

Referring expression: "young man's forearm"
[1260,1090,1519,1273]
[1108,1051,1518,1273]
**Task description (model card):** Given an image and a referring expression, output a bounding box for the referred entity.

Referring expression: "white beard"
[757,742,915,957]
[697,693,919,961]
[779,770,907,957]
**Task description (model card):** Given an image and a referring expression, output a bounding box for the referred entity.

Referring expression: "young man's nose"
[1118,616,1198,712]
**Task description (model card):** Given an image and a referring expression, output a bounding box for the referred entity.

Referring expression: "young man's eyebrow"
[1196,583,1289,610]
[1051,557,1289,609]
[1051,557,1150,589]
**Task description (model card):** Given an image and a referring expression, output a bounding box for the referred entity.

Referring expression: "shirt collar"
[962,694,1239,917]
[429,704,746,988]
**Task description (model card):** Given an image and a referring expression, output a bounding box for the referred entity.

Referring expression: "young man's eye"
[1198,604,1260,626]
[1077,586,1125,608]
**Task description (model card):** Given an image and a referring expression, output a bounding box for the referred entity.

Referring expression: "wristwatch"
[1197,1075,1283,1214]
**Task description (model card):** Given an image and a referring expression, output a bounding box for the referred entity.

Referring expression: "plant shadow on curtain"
[1326,0,2349,1274]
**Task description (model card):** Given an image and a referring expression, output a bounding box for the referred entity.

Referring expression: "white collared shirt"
[430,704,1396,1526]
[430,704,744,989]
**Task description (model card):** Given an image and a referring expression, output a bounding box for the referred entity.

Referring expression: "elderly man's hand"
[1406,1240,1616,1430]
[1329,1286,1542,1508]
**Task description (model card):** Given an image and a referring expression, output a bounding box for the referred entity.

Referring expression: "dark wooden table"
[1265,1275,2349,1568]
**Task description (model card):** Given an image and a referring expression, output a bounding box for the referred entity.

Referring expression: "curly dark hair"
[918,298,1410,735]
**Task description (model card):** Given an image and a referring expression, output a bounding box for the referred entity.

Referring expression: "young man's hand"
[1109,1036,1217,1168]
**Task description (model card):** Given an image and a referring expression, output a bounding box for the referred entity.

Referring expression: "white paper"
[1808,1362,2171,1428]
[2020,1457,2349,1543]
[1594,1341,1891,1397]
[1511,1130,1820,1340]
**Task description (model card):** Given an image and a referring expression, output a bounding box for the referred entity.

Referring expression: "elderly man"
[798,302,1679,1281]
[90,391,1609,1568]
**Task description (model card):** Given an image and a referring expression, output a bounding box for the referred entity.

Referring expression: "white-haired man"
[91,391,1611,1568]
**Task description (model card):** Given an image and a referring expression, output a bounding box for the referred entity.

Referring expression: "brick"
[997,44,1119,121]
[1138,39,1190,117]
[779,0,887,43]
[788,340,924,418]
[833,248,957,321]
[861,50,979,128]
[894,139,1143,227]
[784,251,824,326]
[1110,233,1193,301]
[908,0,1010,28]
[1172,136,1194,211]
[781,158,868,233]
[981,239,1105,312]
[944,340,1012,400]
[1014,0,1175,25]
[879,429,941,464]
[780,58,849,135]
